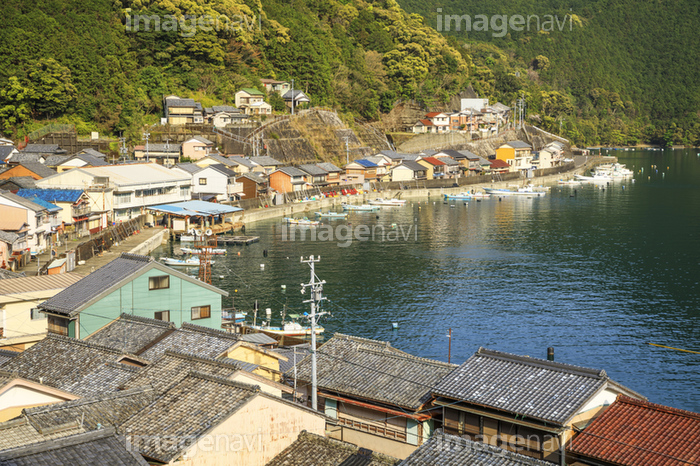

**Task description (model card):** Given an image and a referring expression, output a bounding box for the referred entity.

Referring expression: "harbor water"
[153,149,700,412]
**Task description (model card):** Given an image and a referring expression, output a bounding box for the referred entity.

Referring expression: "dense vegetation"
[0,0,698,147]
[397,0,700,146]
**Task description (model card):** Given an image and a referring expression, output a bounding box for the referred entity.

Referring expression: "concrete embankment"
[239,157,604,227]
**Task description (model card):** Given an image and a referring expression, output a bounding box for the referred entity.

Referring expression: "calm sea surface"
[153,149,700,412]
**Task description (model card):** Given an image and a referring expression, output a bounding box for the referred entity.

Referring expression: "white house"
[391,161,427,182]
[181,136,215,161]
[36,163,192,224]
[0,192,61,253]
[186,164,243,202]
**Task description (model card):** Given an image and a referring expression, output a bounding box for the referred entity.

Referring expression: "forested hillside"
[0,0,698,147]
[397,0,700,145]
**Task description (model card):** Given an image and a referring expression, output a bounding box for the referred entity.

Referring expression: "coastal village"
[0,92,697,466]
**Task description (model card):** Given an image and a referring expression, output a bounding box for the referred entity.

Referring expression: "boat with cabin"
[482,185,547,196]
[180,247,227,255]
[160,256,214,267]
[284,217,320,226]
[314,211,348,219]
[368,198,407,206]
[342,204,380,211]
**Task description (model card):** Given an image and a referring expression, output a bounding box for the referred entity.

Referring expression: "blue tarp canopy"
[148,200,242,217]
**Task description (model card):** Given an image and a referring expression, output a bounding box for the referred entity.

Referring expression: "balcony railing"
[72,205,91,217]
[337,417,407,443]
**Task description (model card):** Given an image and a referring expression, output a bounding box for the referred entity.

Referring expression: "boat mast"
[301,255,327,411]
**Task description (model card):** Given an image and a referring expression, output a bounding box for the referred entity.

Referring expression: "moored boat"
[482,186,547,196]
[342,204,380,211]
[368,198,407,206]
[284,217,320,226]
[314,211,348,218]
[160,256,214,266]
[180,247,227,255]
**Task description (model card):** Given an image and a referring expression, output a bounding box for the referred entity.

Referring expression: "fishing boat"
[483,186,547,196]
[444,193,472,201]
[574,173,613,183]
[368,198,407,206]
[314,211,348,219]
[558,179,581,185]
[342,204,380,211]
[284,217,320,226]
[247,321,325,337]
[180,247,227,255]
[160,256,214,267]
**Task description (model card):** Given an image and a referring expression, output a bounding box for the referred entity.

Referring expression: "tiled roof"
[417,119,433,126]
[0,334,143,396]
[420,156,446,166]
[207,163,237,177]
[425,112,446,118]
[266,430,399,466]
[164,98,196,108]
[396,161,425,172]
[0,349,18,366]
[121,372,260,463]
[8,153,44,164]
[24,196,62,212]
[134,143,180,153]
[0,177,36,189]
[43,155,70,167]
[568,395,700,466]
[202,153,238,167]
[237,172,266,184]
[211,105,239,113]
[68,153,109,166]
[15,188,84,203]
[60,361,139,397]
[239,332,277,345]
[290,334,457,410]
[22,144,61,154]
[174,162,202,174]
[298,164,328,176]
[433,347,618,425]
[0,273,83,296]
[0,231,18,244]
[75,148,108,158]
[0,417,85,451]
[0,269,26,280]
[186,136,214,145]
[276,166,307,177]
[504,140,532,149]
[0,146,16,161]
[0,428,149,466]
[23,386,157,432]
[228,156,256,169]
[317,162,342,173]
[38,253,153,316]
[120,350,243,394]
[137,322,240,361]
[18,162,57,178]
[238,87,264,96]
[398,430,553,466]
[456,150,479,159]
[0,191,47,212]
[490,159,510,169]
[250,156,283,166]
[86,314,174,354]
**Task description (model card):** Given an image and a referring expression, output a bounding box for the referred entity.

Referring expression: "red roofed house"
[417,156,447,180]
[488,158,510,174]
[412,119,435,134]
[568,395,700,466]
[425,112,449,133]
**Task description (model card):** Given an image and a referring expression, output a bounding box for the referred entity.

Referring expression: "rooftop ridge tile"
[476,347,606,379]
[23,386,156,416]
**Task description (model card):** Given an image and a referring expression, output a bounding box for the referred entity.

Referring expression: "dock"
[216,235,260,245]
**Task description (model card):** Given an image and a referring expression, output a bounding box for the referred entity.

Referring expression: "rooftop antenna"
[300,255,327,411]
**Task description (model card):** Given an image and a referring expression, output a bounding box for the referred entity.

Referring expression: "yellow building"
[0,273,84,350]
[495,140,532,162]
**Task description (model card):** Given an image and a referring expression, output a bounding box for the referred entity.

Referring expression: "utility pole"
[447,328,452,363]
[119,133,127,162]
[301,255,327,411]
[291,79,295,116]
[143,132,150,162]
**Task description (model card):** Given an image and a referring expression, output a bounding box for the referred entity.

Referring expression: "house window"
[47,315,69,336]
[31,308,46,320]
[191,305,211,320]
[154,310,170,322]
[149,275,170,290]
[199,178,207,185]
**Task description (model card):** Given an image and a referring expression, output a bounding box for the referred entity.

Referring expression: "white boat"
[179,235,195,242]
[558,179,581,185]
[247,321,324,337]
[342,204,380,211]
[368,198,407,206]
[160,257,214,267]
[574,174,613,183]
[180,247,227,255]
[314,211,348,219]
[284,217,320,226]
[482,186,547,196]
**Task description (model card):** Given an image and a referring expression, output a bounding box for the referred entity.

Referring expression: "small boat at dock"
[314,211,348,219]
[180,247,227,255]
[284,217,320,226]
[483,185,547,196]
[342,204,380,211]
[368,198,407,206]
[160,256,214,267]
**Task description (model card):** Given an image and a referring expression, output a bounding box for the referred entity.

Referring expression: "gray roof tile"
[0,428,149,466]
[0,334,145,396]
[120,351,243,394]
[250,156,283,166]
[21,144,62,154]
[137,322,240,361]
[23,386,158,432]
[504,140,532,149]
[38,253,152,316]
[317,162,342,173]
[0,350,18,366]
[86,314,175,354]
[398,430,552,466]
[266,431,399,466]
[121,372,260,463]
[0,417,85,451]
[290,334,456,410]
[18,162,57,178]
[433,347,612,425]
[298,164,328,176]
[0,177,36,189]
